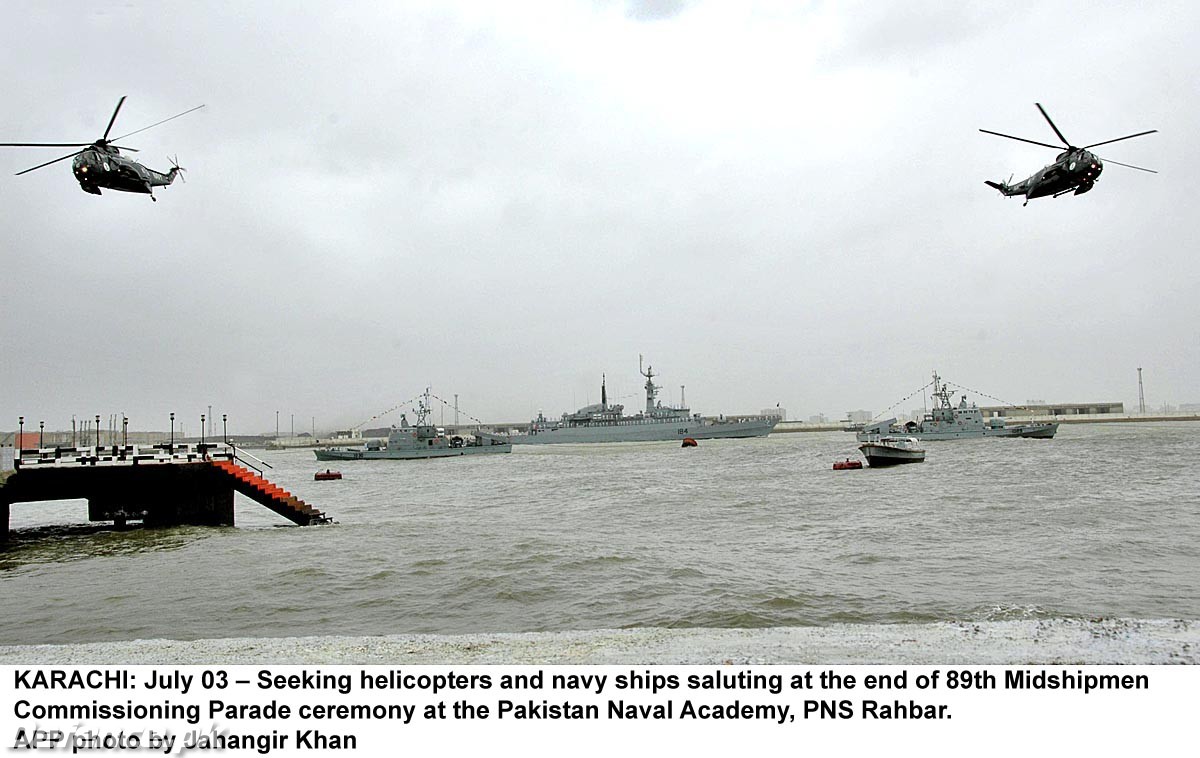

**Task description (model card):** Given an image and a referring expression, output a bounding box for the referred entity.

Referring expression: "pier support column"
[87,464,235,527]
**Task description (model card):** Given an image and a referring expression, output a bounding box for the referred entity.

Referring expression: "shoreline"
[2,618,1195,665]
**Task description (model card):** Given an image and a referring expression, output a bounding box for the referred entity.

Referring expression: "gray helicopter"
[1,97,204,201]
[980,103,1156,206]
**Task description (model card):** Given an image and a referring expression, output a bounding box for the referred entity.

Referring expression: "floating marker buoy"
[833,458,862,470]
[314,469,343,481]
[681,437,698,448]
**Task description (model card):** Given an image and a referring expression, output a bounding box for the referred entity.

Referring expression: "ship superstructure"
[480,356,777,445]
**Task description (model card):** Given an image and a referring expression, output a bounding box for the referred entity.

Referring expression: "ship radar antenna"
[639,354,654,380]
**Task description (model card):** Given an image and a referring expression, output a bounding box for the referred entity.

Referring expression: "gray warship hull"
[314,443,510,461]
[481,417,775,445]
[856,424,1058,442]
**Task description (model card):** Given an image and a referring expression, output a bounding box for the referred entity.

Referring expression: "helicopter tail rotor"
[167,154,186,183]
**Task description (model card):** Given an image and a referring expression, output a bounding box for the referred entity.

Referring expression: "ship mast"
[415,387,431,426]
[601,374,607,410]
[640,354,661,413]
[931,371,952,409]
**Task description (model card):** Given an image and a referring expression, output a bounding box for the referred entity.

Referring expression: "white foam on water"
[1,618,1195,664]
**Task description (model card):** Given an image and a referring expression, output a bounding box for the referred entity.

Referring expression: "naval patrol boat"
[855,372,1058,442]
[478,356,777,445]
[315,391,511,460]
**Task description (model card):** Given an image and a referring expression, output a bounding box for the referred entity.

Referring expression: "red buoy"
[314,469,343,481]
[833,458,862,470]
[681,437,698,448]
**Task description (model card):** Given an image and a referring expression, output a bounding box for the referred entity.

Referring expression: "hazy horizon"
[3,1,1196,434]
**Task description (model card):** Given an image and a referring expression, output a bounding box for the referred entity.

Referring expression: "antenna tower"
[1137,367,1145,414]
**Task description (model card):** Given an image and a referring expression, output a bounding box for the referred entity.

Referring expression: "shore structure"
[0,441,330,540]
[478,356,777,445]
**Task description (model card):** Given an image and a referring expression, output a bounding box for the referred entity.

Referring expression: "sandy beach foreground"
[2,618,1195,665]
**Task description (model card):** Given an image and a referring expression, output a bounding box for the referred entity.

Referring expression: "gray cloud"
[1,1,1195,434]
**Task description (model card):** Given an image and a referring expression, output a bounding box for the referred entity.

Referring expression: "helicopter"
[1,96,204,201]
[980,103,1156,206]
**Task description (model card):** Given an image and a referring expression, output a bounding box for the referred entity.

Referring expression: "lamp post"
[201,414,206,446]
[72,415,77,447]
[222,414,228,445]
[18,416,24,452]
[170,412,175,453]
[94,415,100,449]
[122,415,128,447]
[39,421,44,449]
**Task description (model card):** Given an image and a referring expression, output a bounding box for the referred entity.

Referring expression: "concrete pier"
[0,443,330,540]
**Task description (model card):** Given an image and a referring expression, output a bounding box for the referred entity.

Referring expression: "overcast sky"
[2,0,1196,433]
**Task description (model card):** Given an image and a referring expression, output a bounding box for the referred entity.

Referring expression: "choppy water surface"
[2,423,1198,645]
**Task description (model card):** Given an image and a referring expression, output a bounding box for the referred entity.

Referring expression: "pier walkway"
[0,442,331,540]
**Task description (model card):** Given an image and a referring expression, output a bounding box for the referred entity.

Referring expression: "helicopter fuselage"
[990,148,1103,202]
[71,145,179,196]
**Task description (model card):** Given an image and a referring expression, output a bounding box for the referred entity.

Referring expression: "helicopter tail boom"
[984,180,1020,196]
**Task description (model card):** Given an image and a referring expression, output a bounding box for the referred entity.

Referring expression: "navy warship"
[855,372,1058,442]
[478,356,777,445]
[315,391,511,460]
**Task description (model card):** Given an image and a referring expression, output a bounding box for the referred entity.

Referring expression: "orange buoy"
[314,469,343,481]
[832,458,863,470]
[681,437,698,448]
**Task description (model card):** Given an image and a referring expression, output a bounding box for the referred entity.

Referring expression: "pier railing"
[227,443,273,476]
[14,442,239,470]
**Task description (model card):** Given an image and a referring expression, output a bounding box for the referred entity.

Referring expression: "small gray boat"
[858,436,926,467]
[855,372,1058,442]
[315,390,511,461]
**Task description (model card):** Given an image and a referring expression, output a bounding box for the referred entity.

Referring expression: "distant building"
[846,410,873,423]
[980,402,1124,418]
[807,413,829,424]
[14,432,40,449]
[760,407,786,420]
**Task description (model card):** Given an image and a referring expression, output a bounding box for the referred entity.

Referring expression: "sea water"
[1,423,1197,645]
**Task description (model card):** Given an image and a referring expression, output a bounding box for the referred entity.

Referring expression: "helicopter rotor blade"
[14,148,86,176]
[1035,102,1072,148]
[110,104,205,143]
[1083,130,1157,150]
[1100,157,1158,174]
[108,145,139,152]
[0,142,93,148]
[101,96,127,142]
[978,129,1063,150]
